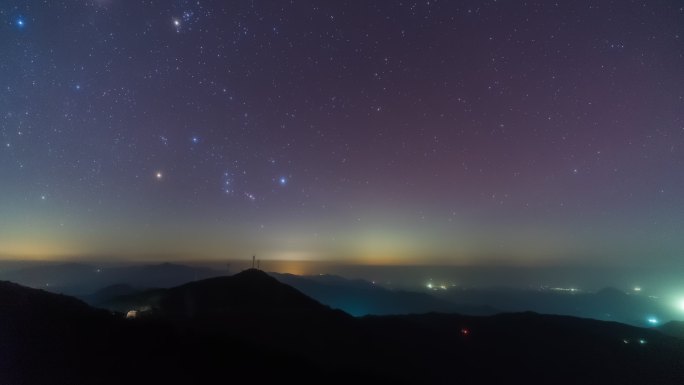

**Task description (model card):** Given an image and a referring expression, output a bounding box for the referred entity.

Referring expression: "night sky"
[1,1,683,266]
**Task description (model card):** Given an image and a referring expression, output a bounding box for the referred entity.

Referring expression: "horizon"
[4,258,684,295]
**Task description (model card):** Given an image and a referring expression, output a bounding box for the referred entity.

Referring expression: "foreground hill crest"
[156,268,339,318]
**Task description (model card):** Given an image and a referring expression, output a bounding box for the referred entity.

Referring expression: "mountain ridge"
[3,270,684,384]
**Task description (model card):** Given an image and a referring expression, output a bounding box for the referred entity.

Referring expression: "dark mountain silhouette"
[0,276,360,385]
[103,269,354,358]
[3,271,684,384]
[7,263,674,327]
[96,269,342,316]
[659,321,684,338]
[0,281,115,384]
[271,271,496,316]
[0,280,105,322]
[158,268,340,318]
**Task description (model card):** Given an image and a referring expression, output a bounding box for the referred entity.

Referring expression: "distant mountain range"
[3,262,680,326]
[0,262,223,295]
[431,285,677,326]
[270,272,496,316]
[2,269,684,384]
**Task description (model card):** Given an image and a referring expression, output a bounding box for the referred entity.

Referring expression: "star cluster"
[1,1,683,264]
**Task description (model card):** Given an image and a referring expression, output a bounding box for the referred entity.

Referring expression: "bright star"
[15,18,25,28]
[155,171,163,180]
[191,136,199,144]
[278,176,287,186]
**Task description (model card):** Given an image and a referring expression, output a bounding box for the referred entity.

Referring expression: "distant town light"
[633,286,642,292]
[550,287,579,293]
[647,317,659,325]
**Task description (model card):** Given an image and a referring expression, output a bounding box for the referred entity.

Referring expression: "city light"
[550,287,579,293]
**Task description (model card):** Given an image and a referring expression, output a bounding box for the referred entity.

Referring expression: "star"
[15,18,25,28]
[155,171,163,180]
[278,176,288,186]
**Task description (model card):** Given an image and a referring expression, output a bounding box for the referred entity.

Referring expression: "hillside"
[2,271,684,384]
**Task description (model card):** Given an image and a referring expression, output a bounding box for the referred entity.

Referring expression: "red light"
[460,328,470,335]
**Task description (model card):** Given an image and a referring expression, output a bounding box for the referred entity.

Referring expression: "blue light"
[278,176,287,186]
[647,317,659,325]
[15,18,26,28]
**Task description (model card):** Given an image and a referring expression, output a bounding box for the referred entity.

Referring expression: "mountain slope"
[3,272,684,384]
[158,268,338,318]
[659,321,684,338]
[0,276,360,385]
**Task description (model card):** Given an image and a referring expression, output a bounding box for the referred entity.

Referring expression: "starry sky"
[1,1,683,266]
